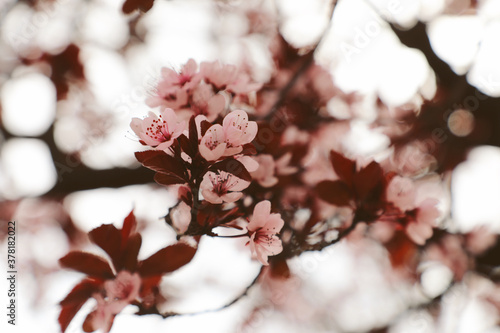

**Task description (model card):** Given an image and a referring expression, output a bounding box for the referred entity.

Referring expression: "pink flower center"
[205,129,223,150]
[209,173,239,195]
[178,73,191,86]
[254,229,275,245]
[109,280,135,301]
[145,117,172,143]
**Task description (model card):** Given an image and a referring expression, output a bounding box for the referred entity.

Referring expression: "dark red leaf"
[88,224,121,270]
[138,243,197,276]
[195,201,214,226]
[353,161,385,201]
[315,180,353,206]
[154,173,187,186]
[134,150,164,163]
[178,134,194,158]
[121,210,137,246]
[59,278,102,306]
[58,278,102,332]
[209,158,252,182]
[218,206,245,226]
[139,151,187,179]
[188,116,198,150]
[199,120,212,137]
[329,150,356,185]
[241,143,257,155]
[59,251,114,279]
[121,233,142,272]
[139,275,162,299]
[122,0,154,14]
[60,303,86,333]
[178,186,193,206]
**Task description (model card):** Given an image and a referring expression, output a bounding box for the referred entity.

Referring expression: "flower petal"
[248,200,271,231]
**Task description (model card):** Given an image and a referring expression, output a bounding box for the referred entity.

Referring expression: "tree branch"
[136,266,264,318]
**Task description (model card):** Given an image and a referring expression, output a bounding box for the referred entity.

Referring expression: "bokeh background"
[2,0,500,332]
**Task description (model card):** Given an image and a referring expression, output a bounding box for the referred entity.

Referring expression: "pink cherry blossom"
[146,87,189,109]
[130,108,185,151]
[199,124,227,161]
[160,58,201,91]
[200,170,250,204]
[170,201,191,235]
[190,82,227,121]
[146,59,202,109]
[222,110,258,156]
[87,271,141,332]
[236,155,259,172]
[87,294,115,333]
[246,200,284,265]
[251,154,278,187]
[200,61,261,95]
[104,270,141,305]
[200,61,239,90]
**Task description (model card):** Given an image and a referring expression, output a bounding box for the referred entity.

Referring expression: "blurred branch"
[302,212,361,252]
[136,266,264,318]
[363,0,500,171]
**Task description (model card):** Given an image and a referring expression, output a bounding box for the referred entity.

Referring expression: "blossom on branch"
[147,59,202,108]
[84,271,141,333]
[130,108,185,151]
[200,170,250,204]
[199,124,227,161]
[222,110,258,156]
[246,200,284,265]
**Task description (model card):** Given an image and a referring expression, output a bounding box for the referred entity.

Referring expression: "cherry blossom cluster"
[145,59,261,122]
[131,107,284,264]
[56,3,500,330]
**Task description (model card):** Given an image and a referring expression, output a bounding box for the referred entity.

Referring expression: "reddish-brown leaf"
[315,180,353,206]
[209,158,252,182]
[353,161,384,201]
[140,151,187,179]
[154,173,187,186]
[134,150,164,163]
[59,251,114,279]
[188,116,199,150]
[59,278,102,306]
[121,233,142,272]
[241,143,257,155]
[217,206,245,226]
[199,120,212,137]
[178,134,194,158]
[122,0,154,14]
[178,186,193,206]
[58,278,102,332]
[60,303,87,333]
[138,243,197,276]
[329,150,356,185]
[88,224,121,269]
[121,210,137,245]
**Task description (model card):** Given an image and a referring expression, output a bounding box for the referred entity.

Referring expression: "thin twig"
[302,216,361,252]
[147,266,264,318]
